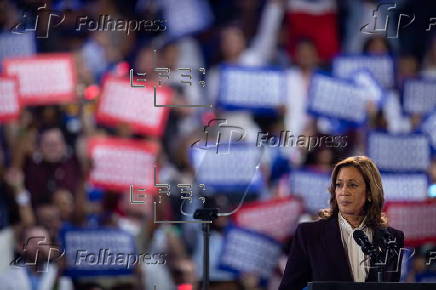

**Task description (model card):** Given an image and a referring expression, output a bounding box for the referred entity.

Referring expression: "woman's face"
[335,167,367,217]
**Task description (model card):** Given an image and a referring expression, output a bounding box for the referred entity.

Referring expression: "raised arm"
[242,0,285,66]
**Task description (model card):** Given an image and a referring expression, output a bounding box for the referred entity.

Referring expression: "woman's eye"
[350,184,357,188]
[335,183,341,187]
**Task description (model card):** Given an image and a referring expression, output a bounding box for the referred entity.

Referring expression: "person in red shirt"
[23,127,83,209]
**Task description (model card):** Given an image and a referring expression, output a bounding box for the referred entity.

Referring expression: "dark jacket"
[279,214,404,290]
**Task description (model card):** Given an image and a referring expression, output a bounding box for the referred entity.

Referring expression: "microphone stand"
[354,230,385,282]
[377,263,384,282]
[193,208,218,290]
[369,249,384,282]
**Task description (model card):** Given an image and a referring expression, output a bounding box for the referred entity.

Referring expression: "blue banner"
[332,55,394,88]
[367,132,431,172]
[351,69,386,109]
[190,144,264,194]
[289,169,331,213]
[403,79,436,115]
[382,173,429,201]
[60,228,137,277]
[0,32,35,70]
[218,225,282,278]
[163,0,213,38]
[421,109,436,154]
[308,74,367,125]
[218,65,286,114]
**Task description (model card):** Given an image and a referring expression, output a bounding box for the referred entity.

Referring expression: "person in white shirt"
[280,156,404,290]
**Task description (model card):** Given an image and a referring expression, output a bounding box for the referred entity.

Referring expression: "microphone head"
[353,230,367,247]
[378,228,400,254]
[353,230,377,256]
[380,228,396,243]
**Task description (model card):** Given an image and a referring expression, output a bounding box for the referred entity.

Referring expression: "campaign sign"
[96,77,171,136]
[289,169,331,213]
[307,74,367,125]
[3,53,76,105]
[385,201,436,247]
[232,196,303,241]
[0,32,35,69]
[87,137,159,191]
[332,55,394,88]
[0,76,20,122]
[190,144,264,193]
[218,65,286,114]
[60,228,136,277]
[163,0,213,38]
[403,79,436,115]
[421,110,436,152]
[218,225,282,278]
[367,132,431,172]
[351,69,385,108]
[382,173,429,201]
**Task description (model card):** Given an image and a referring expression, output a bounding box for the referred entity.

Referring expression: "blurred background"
[0,0,436,289]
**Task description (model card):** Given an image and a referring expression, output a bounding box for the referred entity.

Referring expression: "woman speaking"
[279,156,404,290]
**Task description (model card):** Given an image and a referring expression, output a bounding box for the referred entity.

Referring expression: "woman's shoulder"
[379,224,404,236]
[295,217,332,234]
[376,225,405,245]
[388,226,404,239]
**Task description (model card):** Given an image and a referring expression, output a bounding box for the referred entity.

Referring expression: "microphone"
[353,230,379,258]
[379,228,398,250]
[377,228,400,264]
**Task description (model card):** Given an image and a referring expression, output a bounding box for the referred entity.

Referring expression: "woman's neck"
[341,212,365,229]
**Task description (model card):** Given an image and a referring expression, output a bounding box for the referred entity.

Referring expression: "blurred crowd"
[0,0,436,289]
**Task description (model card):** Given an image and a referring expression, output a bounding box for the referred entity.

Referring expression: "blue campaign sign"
[217,65,286,114]
[0,32,35,70]
[421,109,436,154]
[351,69,386,109]
[403,79,436,115]
[163,0,213,38]
[218,224,282,279]
[367,131,431,173]
[289,169,331,214]
[189,144,265,194]
[382,173,429,201]
[60,228,137,277]
[332,55,394,88]
[307,73,367,126]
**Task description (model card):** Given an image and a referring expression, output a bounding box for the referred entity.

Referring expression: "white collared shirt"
[338,213,373,282]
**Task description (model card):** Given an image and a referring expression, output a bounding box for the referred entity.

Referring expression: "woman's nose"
[337,187,350,196]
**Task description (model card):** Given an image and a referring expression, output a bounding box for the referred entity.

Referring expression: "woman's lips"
[340,201,352,206]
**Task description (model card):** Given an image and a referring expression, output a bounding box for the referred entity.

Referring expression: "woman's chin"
[339,209,357,216]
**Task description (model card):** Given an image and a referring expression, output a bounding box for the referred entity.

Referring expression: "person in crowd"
[0,226,73,290]
[23,127,83,208]
[363,36,393,55]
